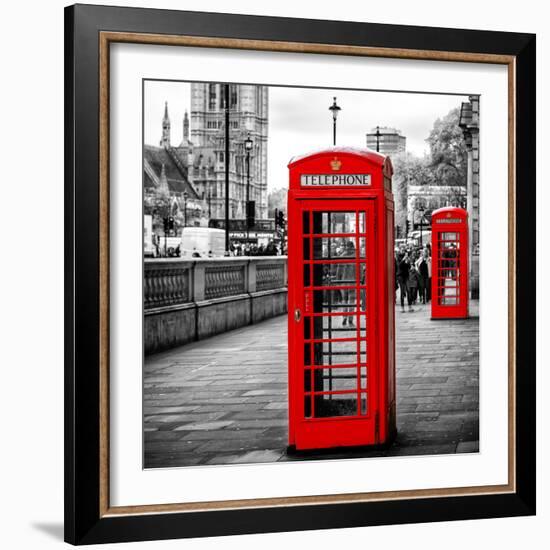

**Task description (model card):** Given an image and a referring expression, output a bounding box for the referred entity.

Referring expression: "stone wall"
[144,257,287,354]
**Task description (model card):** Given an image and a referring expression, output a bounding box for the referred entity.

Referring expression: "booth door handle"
[294,308,301,323]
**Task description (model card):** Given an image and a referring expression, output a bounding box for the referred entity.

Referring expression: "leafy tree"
[391,152,433,235]
[426,107,467,187]
[267,187,288,217]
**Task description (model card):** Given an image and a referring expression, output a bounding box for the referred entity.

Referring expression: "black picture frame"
[65,3,536,545]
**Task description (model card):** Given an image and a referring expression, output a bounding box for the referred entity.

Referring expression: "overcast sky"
[144,81,468,192]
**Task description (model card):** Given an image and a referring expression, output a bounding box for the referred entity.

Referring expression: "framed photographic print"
[65,3,536,545]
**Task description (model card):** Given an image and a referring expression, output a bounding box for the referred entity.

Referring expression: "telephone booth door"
[288,199,378,450]
[431,207,469,319]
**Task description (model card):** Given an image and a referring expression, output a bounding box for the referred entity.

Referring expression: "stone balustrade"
[144,257,287,354]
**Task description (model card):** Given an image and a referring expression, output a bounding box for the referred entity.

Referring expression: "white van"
[180,227,226,258]
[144,215,156,257]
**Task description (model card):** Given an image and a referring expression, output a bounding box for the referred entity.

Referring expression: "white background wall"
[0,0,546,547]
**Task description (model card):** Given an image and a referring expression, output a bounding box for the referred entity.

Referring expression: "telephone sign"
[300,174,372,187]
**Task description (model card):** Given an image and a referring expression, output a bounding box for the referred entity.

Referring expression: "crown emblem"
[447,213,452,218]
[330,157,342,171]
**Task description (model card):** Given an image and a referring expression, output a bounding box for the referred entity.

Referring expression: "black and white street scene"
[143,81,480,468]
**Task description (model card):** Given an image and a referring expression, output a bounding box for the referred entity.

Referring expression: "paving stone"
[145,431,186,441]
[226,450,287,464]
[174,420,235,431]
[262,402,288,410]
[242,389,287,397]
[145,440,202,452]
[228,410,287,420]
[177,429,266,441]
[144,411,226,424]
[195,439,265,453]
[231,419,288,429]
[144,406,200,415]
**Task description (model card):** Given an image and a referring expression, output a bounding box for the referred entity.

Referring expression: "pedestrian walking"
[425,249,432,302]
[396,252,412,312]
[416,251,430,304]
[338,240,356,325]
[407,264,421,306]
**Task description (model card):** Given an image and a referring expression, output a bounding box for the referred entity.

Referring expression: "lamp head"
[328,96,341,121]
[244,132,253,151]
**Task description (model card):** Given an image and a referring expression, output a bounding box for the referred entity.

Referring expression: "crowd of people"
[395,244,432,313]
[229,241,283,256]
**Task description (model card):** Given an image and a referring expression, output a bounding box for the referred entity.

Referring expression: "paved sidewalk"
[144,301,479,467]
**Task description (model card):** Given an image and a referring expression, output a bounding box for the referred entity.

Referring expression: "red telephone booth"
[287,147,396,451]
[431,207,469,319]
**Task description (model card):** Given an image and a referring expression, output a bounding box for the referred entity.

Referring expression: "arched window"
[208,84,216,110]
[255,87,261,115]
[230,84,238,108]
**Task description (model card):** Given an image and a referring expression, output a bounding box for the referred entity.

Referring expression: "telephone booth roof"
[289,146,388,168]
[431,206,468,220]
[288,146,393,190]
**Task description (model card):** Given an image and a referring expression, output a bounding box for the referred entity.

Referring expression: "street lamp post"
[224,83,230,255]
[183,191,188,227]
[244,133,253,242]
[375,125,381,152]
[163,216,168,257]
[328,97,341,146]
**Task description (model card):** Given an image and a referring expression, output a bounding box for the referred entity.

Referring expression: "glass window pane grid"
[300,211,365,235]
[309,284,366,291]
[302,367,366,394]
[304,291,368,313]
[305,336,360,344]
[436,231,461,307]
[305,390,369,419]
[302,208,371,419]
[306,344,368,366]
[312,237,366,260]
[305,362,368,370]
[303,259,368,264]
[309,311,368,318]
[304,232,367,238]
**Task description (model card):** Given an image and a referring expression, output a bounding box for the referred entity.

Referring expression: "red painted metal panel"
[430,207,469,319]
[287,147,395,450]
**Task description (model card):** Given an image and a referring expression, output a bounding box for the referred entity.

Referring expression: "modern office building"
[366,127,406,156]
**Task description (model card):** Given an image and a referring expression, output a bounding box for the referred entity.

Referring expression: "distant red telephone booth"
[287,147,396,451]
[431,207,469,319]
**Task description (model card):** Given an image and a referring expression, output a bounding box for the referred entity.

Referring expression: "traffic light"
[246,200,255,228]
[163,216,175,234]
[276,210,285,228]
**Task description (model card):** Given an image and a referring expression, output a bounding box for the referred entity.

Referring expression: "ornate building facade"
[459,95,480,298]
[188,83,269,220]
[407,185,467,223]
[144,103,204,236]
[144,83,269,237]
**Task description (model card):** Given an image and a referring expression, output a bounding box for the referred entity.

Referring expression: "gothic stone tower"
[160,101,171,147]
[189,83,268,220]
